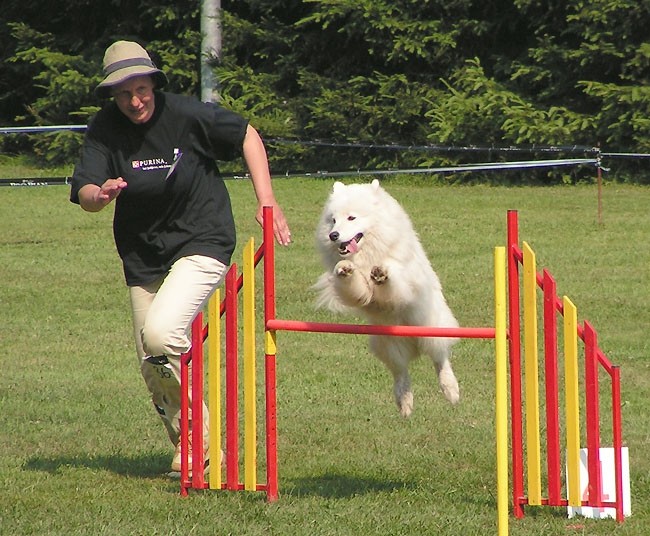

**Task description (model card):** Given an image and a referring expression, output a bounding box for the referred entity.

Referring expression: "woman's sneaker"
[171,441,210,474]
[171,443,223,476]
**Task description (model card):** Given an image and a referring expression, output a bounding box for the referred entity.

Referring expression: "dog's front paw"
[370,266,388,284]
[335,260,354,277]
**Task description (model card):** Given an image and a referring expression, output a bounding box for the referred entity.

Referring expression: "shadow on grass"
[287,471,412,499]
[22,451,170,479]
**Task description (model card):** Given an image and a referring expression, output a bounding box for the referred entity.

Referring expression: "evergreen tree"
[1,0,648,181]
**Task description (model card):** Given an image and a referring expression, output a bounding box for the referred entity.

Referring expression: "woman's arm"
[78,177,128,212]
[242,124,291,245]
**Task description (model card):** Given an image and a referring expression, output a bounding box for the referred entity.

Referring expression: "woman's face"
[111,75,156,124]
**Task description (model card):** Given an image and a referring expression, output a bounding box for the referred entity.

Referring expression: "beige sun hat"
[95,40,168,98]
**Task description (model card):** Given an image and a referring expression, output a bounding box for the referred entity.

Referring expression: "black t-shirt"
[70,92,249,286]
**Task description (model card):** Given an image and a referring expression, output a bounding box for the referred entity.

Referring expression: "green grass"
[1,177,649,535]
[0,154,72,180]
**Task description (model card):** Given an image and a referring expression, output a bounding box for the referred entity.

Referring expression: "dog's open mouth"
[338,233,363,255]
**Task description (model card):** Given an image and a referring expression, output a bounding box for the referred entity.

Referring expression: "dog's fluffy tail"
[313,272,353,313]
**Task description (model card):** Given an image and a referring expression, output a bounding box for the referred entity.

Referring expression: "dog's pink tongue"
[347,238,359,254]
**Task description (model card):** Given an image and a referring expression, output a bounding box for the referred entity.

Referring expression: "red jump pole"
[611,366,624,522]
[180,350,190,496]
[542,270,561,505]
[265,319,494,338]
[225,265,240,490]
[191,312,205,489]
[263,205,279,502]
[584,321,602,507]
[507,210,525,518]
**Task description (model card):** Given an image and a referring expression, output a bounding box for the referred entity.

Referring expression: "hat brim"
[95,68,168,98]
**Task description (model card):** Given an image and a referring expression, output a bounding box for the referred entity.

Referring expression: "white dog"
[314,180,460,417]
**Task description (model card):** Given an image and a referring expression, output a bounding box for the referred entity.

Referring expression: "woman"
[70,40,291,473]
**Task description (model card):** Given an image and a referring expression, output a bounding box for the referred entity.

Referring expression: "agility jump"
[505,210,625,525]
[179,207,625,535]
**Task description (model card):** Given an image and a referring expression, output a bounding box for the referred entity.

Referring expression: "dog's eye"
[347,216,356,221]
[332,218,336,224]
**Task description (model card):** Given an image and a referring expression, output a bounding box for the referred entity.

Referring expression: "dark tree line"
[1,0,649,182]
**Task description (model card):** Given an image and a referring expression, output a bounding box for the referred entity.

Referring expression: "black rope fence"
[1,125,648,188]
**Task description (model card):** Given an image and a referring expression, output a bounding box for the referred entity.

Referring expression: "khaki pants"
[129,254,227,448]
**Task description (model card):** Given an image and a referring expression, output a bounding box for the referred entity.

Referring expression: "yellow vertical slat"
[563,296,581,506]
[208,290,222,489]
[243,238,257,490]
[522,241,542,505]
[494,247,509,536]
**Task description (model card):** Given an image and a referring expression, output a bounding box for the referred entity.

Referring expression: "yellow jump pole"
[243,238,257,491]
[522,242,542,505]
[208,289,222,489]
[563,296,581,506]
[494,247,509,536]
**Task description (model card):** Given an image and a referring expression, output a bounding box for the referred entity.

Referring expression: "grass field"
[1,177,648,535]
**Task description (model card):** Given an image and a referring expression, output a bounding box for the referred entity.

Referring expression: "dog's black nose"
[329,231,339,242]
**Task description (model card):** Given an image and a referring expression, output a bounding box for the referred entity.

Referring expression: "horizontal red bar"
[266,319,496,339]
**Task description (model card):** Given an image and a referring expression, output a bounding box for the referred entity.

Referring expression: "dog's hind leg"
[421,337,460,405]
[393,372,414,418]
[370,336,414,417]
[434,358,460,405]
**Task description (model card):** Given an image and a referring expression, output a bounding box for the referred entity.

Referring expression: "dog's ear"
[333,181,345,192]
[371,179,380,189]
